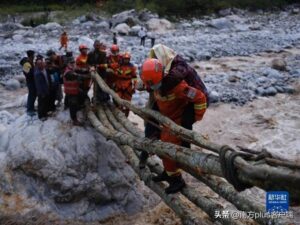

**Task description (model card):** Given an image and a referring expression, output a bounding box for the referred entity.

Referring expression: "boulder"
[129,25,141,36]
[111,9,140,27]
[292,8,299,14]
[249,22,261,31]
[226,15,246,23]
[12,34,23,41]
[78,15,87,23]
[262,68,284,79]
[218,8,232,17]
[191,20,205,28]
[0,111,146,221]
[1,22,24,32]
[43,22,62,30]
[196,52,211,61]
[146,18,173,33]
[181,23,192,28]
[36,22,62,31]
[96,21,110,30]
[114,23,130,35]
[14,75,26,84]
[271,58,287,71]
[78,36,94,47]
[208,91,220,103]
[138,9,159,22]
[263,87,277,96]
[5,79,21,90]
[81,21,95,28]
[207,18,235,30]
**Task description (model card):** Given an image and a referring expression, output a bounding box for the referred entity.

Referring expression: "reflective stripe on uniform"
[166,169,182,176]
[194,103,207,110]
[155,93,176,101]
[124,69,132,74]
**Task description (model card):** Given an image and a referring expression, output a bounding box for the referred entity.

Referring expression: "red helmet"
[141,58,163,90]
[111,44,119,52]
[79,44,88,51]
[123,52,131,59]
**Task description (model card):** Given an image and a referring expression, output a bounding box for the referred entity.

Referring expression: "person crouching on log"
[140,58,207,194]
[139,44,209,167]
[112,52,137,117]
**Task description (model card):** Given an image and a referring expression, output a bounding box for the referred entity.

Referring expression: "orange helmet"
[141,58,163,90]
[111,44,119,52]
[79,44,88,51]
[123,52,131,59]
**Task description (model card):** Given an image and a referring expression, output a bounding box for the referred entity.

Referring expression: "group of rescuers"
[21,41,209,195]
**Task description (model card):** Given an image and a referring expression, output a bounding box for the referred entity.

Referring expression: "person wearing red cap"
[106,44,123,89]
[112,52,137,117]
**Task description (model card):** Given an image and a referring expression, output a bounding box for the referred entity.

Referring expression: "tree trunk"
[103,105,294,225]
[91,72,300,203]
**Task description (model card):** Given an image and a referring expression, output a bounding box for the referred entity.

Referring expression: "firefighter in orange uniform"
[106,44,123,89]
[113,52,137,117]
[140,58,207,194]
[63,57,81,126]
[76,44,91,105]
[59,31,69,51]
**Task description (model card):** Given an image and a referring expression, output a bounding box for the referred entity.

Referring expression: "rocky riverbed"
[0,6,300,225]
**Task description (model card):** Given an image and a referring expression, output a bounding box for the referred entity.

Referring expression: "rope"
[219,145,253,191]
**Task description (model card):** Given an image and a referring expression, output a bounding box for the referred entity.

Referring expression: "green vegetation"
[0,0,298,23]
[104,0,299,16]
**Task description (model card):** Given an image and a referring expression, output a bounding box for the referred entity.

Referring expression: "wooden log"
[109,104,143,138]
[96,104,114,130]
[104,105,288,225]
[91,72,300,203]
[91,71,220,153]
[93,107,294,225]
[103,106,250,225]
[183,168,292,225]
[89,109,222,176]
[146,159,248,225]
[102,105,131,135]
[120,144,216,225]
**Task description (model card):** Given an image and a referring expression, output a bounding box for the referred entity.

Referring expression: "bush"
[21,14,50,27]
[103,0,299,17]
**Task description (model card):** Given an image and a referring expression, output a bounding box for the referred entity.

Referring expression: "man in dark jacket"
[46,50,64,106]
[34,58,50,120]
[21,50,36,116]
[87,40,110,104]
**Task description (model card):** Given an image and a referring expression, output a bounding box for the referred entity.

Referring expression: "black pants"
[27,82,37,112]
[140,36,146,46]
[181,103,195,148]
[38,95,49,119]
[151,38,155,47]
[49,89,57,112]
[68,95,79,121]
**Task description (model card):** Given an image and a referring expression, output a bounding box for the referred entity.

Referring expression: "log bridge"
[87,71,299,225]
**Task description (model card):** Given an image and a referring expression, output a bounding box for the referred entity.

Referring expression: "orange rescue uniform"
[76,54,91,91]
[106,54,122,88]
[113,63,137,116]
[154,80,207,175]
[60,34,68,50]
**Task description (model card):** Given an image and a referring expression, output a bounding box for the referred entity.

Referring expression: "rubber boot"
[152,171,170,182]
[165,174,186,194]
[139,151,149,169]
